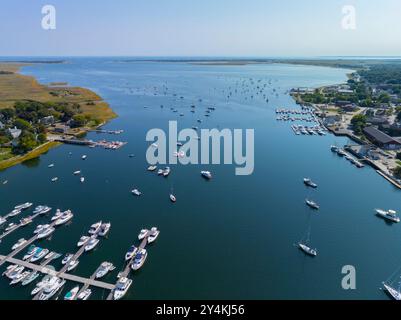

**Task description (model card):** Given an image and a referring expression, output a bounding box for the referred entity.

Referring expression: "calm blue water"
[0,58,399,300]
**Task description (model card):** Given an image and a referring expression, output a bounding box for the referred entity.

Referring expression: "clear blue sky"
[1,0,401,57]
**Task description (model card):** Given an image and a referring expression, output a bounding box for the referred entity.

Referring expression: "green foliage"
[13,131,38,154]
[13,118,32,131]
[351,114,367,135]
[394,166,401,179]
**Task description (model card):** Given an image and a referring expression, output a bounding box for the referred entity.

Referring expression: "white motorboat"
[62,254,73,265]
[148,227,160,244]
[132,189,142,196]
[77,289,92,300]
[201,171,212,180]
[0,217,6,226]
[125,245,138,261]
[84,237,99,252]
[89,221,102,235]
[147,165,157,171]
[55,211,74,226]
[303,178,318,188]
[6,266,24,279]
[33,205,52,215]
[10,271,30,285]
[376,209,400,223]
[64,286,80,300]
[51,209,64,221]
[77,236,90,247]
[95,262,115,279]
[163,167,171,177]
[170,194,176,203]
[37,226,55,239]
[8,209,21,217]
[67,260,79,272]
[113,277,132,300]
[138,229,149,240]
[51,177,58,182]
[21,271,39,286]
[11,238,27,250]
[20,216,33,226]
[305,199,320,210]
[30,248,49,262]
[5,223,17,231]
[73,170,81,175]
[98,222,111,237]
[131,249,147,271]
[38,277,66,300]
[48,164,55,168]
[34,224,50,234]
[80,177,85,183]
[14,202,33,210]
[82,155,87,160]
[23,245,38,261]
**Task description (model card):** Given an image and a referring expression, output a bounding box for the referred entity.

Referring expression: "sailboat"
[297,226,317,257]
[382,267,401,300]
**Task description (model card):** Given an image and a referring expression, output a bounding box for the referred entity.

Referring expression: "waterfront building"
[363,126,401,150]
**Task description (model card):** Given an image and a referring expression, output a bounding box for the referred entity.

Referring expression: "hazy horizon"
[2,0,401,56]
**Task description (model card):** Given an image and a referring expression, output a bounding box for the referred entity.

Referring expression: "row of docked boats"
[291,124,327,136]
[330,145,364,168]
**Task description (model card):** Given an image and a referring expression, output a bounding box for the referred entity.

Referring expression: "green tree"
[13,118,32,131]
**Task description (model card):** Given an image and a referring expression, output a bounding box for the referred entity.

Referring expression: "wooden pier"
[0,211,44,241]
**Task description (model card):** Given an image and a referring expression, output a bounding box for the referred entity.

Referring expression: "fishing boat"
[95,262,115,279]
[303,178,318,188]
[125,245,138,261]
[77,289,92,300]
[131,249,147,271]
[375,209,400,223]
[11,238,27,250]
[305,199,320,210]
[37,226,55,239]
[64,286,80,300]
[98,222,111,237]
[201,171,212,180]
[113,277,132,300]
[148,227,160,243]
[84,237,99,252]
[132,189,142,196]
[21,271,39,286]
[138,229,149,240]
[77,236,90,247]
[89,221,102,235]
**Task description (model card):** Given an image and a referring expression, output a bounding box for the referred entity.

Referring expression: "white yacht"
[62,253,73,265]
[48,164,55,168]
[0,217,6,226]
[147,165,157,171]
[376,209,400,223]
[67,260,79,272]
[64,286,80,300]
[113,277,132,300]
[34,224,50,234]
[95,262,115,279]
[10,271,30,285]
[11,238,27,250]
[15,202,33,210]
[131,249,148,271]
[80,177,85,183]
[51,209,64,221]
[20,216,33,226]
[303,178,318,188]
[148,227,160,244]
[30,248,49,262]
[21,271,39,286]
[98,222,111,237]
[77,236,90,247]
[201,171,212,180]
[38,277,65,300]
[125,245,138,261]
[5,223,17,231]
[132,189,142,196]
[8,209,21,217]
[82,155,87,160]
[37,226,55,239]
[23,245,38,260]
[89,221,102,235]
[383,282,401,300]
[33,205,51,215]
[77,289,92,300]
[138,229,149,240]
[5,265,24,279]
[55,211,74,226]
[73,170,81,175]
[298,243,318,257]
[84,237,99,252]
[2,265,18,276]
[51,177,58,182]
[170,194,177,203]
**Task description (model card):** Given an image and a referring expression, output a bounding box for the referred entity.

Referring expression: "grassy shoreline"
[0,63,117,172]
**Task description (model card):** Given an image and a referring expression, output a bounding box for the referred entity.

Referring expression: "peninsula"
[0,63,116,171]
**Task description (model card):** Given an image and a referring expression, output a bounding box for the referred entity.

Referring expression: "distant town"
[291,61,401,188]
